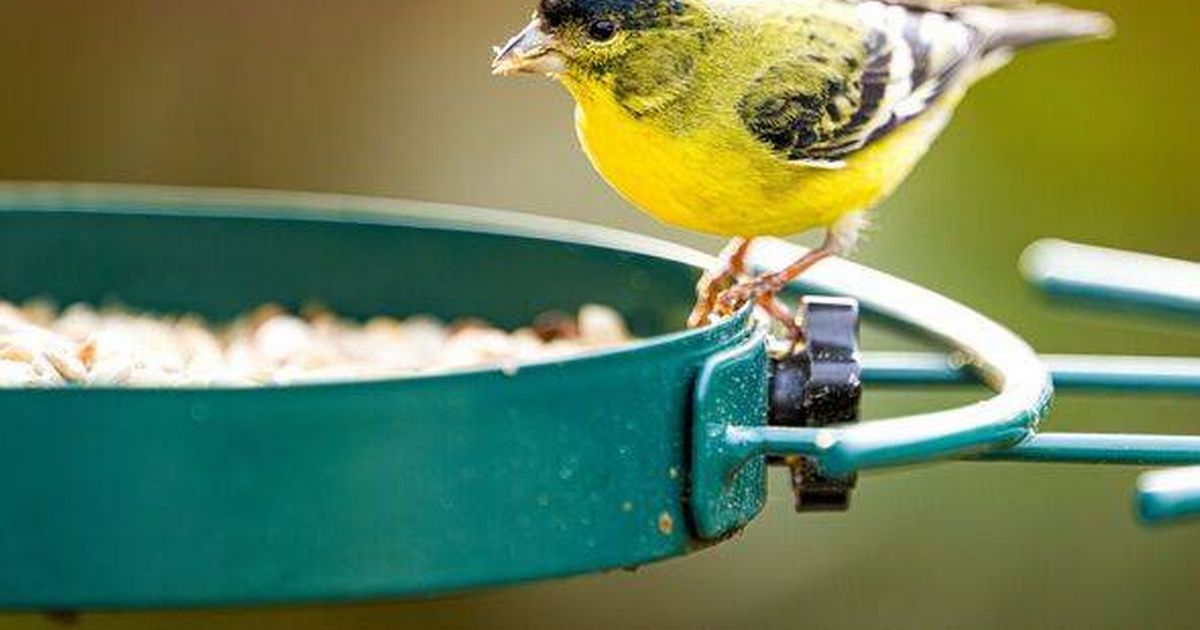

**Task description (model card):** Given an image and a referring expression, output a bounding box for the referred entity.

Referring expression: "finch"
[493,0,1112,329]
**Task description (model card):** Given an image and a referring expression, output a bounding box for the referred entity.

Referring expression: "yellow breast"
[570,86,955,237]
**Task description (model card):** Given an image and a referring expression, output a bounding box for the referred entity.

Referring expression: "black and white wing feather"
[738,0,1111,166]
[738,2,982,167]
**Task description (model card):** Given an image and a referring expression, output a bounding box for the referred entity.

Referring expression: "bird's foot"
[756,294,804,347]
[715,272,790,316]
[713,274,803,343]
[688,275,734,328]
[687,237,753,328]
[716,240,838,318]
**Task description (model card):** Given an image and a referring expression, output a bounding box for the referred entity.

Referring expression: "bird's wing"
[738,2,981,166]
[857,0,1035,10]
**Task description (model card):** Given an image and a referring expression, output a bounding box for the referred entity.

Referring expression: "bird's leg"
[755,293,803,345]
[688,237,754,328]
[716,231,839,317]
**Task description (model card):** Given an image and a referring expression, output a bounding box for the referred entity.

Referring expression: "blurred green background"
[2,0,1199,628]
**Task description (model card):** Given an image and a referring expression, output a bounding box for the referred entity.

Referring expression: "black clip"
[768,297,862,512]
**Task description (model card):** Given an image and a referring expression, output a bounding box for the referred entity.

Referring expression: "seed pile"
[0,301,631,388]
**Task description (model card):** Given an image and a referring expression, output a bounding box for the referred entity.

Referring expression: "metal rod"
[971,433,1200,465]
[755,430,1200,526]
[1138,467,1200,525]
[1021,239,1200,318]
[755,431,1200,467]
[861,352,1200,393]
[725,239,1200,524]
[725,425,825,463]
[741,239,1053,475]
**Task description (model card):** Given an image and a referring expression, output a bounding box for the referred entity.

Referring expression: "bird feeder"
[0,183,1196,612]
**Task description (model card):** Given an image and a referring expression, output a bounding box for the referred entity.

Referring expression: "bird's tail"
[959,4,1114,55]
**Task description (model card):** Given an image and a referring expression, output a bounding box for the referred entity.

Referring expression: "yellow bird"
[492,0,1111,330]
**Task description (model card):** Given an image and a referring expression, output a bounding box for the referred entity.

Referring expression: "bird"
[492,0,1112,332]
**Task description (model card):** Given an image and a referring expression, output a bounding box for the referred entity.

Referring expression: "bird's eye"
[587,19,618,42]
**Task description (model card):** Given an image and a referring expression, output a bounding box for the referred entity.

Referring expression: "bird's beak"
[492,17,565,77]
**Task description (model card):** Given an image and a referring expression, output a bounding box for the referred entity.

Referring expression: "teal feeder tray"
[0,184,1196,611]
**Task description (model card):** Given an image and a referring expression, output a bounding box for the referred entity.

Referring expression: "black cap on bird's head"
[492,0,687,77]
[537,0,683,31]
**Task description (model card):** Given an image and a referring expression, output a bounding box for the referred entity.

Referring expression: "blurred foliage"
[1,0,1199,628]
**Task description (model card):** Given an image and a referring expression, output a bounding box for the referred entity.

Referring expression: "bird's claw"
[715,283,756,316]
[687,274,732,328]
[715,274,785,316]
[713,278,804,345]
[688,238,755,328]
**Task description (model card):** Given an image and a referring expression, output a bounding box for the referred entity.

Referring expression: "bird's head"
[493,0,699,105]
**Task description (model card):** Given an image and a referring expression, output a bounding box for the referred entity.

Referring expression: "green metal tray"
[0,185,767,609]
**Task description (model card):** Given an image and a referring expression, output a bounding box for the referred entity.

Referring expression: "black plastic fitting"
[768,296,862,512]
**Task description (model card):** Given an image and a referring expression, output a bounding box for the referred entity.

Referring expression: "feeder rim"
[0,180,757,392]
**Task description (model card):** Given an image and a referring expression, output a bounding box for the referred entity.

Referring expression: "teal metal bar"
[1138,467,1200,525]
[721,423,1050,475]
[1021,239,1200,318]
[739,239,1200,525]
[973,433,1200,465]
[1021,239,1200,524]
[860,352,975,385]
[862,352,1200,393]
[734,239,1054,476]
[748,431,1200,467]
[724,425,826,464]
